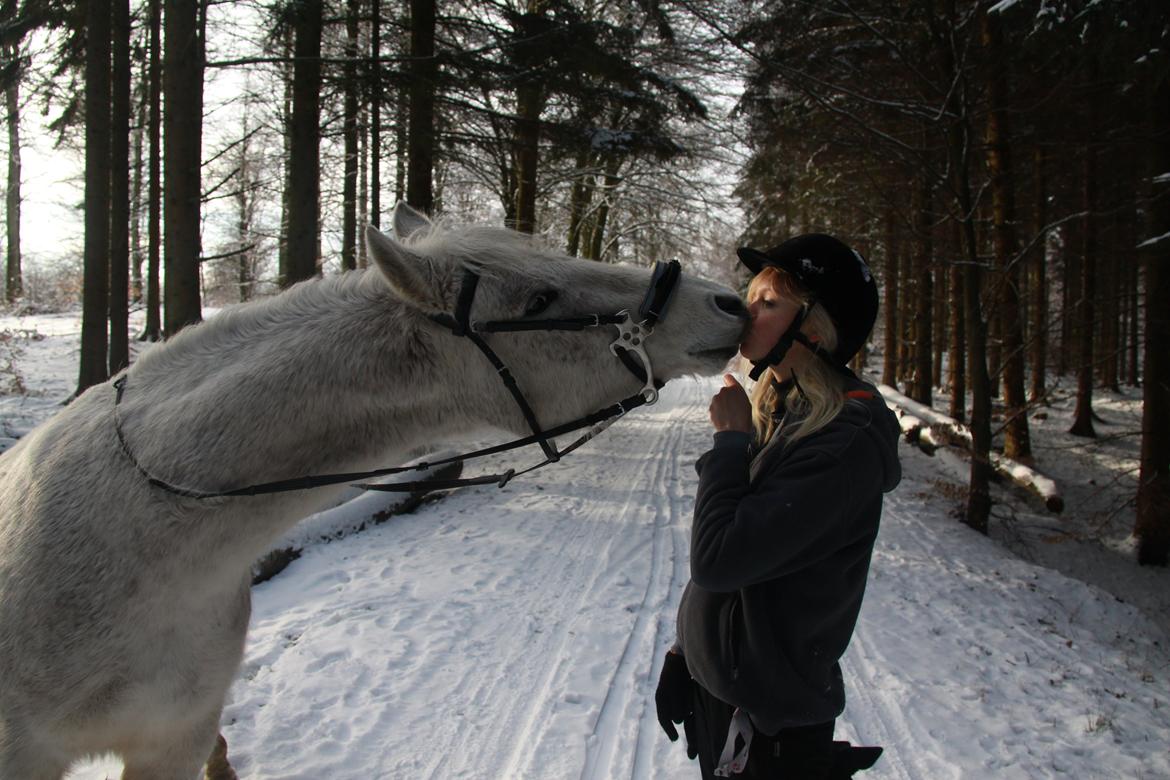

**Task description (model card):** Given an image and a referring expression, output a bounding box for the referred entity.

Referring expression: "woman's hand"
[709,374,752,433]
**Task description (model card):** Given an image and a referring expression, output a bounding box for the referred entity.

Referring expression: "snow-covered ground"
[1,309,1167,779]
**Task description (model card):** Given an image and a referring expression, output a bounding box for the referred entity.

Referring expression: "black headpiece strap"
[748,306,810,382]
[748,299,858,382]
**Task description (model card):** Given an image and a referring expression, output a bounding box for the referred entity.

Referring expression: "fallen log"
[893,406,942,455]
[876,383,1063,514]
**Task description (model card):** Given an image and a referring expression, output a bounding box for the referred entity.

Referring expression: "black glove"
[655,649,695,755]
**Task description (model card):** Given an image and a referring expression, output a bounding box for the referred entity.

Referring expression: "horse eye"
[524,290,558,317]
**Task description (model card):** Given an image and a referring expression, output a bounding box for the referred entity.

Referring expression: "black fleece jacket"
[676,379,901,734]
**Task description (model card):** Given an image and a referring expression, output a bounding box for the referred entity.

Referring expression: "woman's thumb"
[723,373,741,389]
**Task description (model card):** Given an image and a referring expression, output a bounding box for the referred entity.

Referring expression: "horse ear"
[365,225,445,311]
[392,201,432,240]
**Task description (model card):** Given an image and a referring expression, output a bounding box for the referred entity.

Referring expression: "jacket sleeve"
[689,431,878,592]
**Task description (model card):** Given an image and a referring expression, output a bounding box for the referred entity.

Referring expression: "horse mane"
[403,217,569,278]
[132,269,390,377]
[131,220,567,379]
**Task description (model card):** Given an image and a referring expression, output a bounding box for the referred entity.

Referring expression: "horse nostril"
[715,294,749,319]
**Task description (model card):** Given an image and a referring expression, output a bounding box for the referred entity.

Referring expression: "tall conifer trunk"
[406,0,436,213]
[342,0,361,271]
[948,218,967,423]
[79,0,113,393]
[1028,148,1048,403]
[369,0,381,227]
[513,80,543,234]
[982,9,1031,462]
[1135,76,1170,566]
[285,0,323,286]
[1069,55,1099,438]
[142,0,162,341]
[109,0,131,375]
[940,4,992,533]
[130,63,146,306]
[511,1,549,234]
[4,45,21,304]
[881,209,898,389]
[911,176,933,405]
[163,0,205,336]
[566,150,595,257]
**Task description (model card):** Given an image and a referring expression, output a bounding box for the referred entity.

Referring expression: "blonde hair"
[745,267,846,447]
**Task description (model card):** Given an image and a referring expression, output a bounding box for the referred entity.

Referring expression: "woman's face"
[739,277,804,364]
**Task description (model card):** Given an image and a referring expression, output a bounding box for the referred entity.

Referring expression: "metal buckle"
[610,311,659,405]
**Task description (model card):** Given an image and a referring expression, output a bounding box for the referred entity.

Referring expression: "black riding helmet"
[737,233,878,381]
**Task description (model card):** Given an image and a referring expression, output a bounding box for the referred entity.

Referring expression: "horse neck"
[123,273,474,494]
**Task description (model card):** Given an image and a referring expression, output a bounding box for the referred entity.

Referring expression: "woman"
[655,234,902,779]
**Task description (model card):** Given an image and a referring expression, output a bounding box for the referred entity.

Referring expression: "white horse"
[0,204,747,779]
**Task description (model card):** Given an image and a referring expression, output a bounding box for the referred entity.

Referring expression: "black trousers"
[689,683,835,780]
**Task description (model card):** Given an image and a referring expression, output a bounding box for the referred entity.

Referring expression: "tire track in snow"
[840,491,947,780]
[842,635,918,780]
[488,392,699,779]
[579,386,701,780]
[416,480,626,779]
[629,386,702,779]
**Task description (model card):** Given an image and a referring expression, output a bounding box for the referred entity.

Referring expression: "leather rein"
[112,260,683,499]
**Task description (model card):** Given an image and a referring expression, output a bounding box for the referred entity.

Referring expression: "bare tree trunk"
[109,0,131,375]
[587,158,621,260]
[358,103,368,267]
[341,0,360,271]
[130,59,146,306]
[511,0,549,234]
[370,0,381,227]
[948,218,966,422]
[163,0,205,336]
[513,79,543,234]
[1028,147,1048,403]
[932,253,945,389]
[941,6,992,533]
[958,158,993,532]
[285,0,322,286]
[1127,227,1140,387]
[566,150,594,257]
[1060,205,1081,375]
[1136,75,1170,566]
[79,0,112,393]
[1101,188,1123,392]
[278,28,292,281]
[141,0,161,342]
[4,44,21,304]
[406,0,435,213]
[1070,57,1099,438]
[897,218,914,389]
[982,9,1030,463]
[881,209,898,389]
[911,175,933,405]
[395,84,406,204]
[1117,192,1138,387]
[233,107,255,303]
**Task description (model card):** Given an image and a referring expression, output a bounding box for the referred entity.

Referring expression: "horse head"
[365,203,748,437]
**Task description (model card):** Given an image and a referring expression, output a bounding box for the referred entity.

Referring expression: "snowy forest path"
[218,378,715,779]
